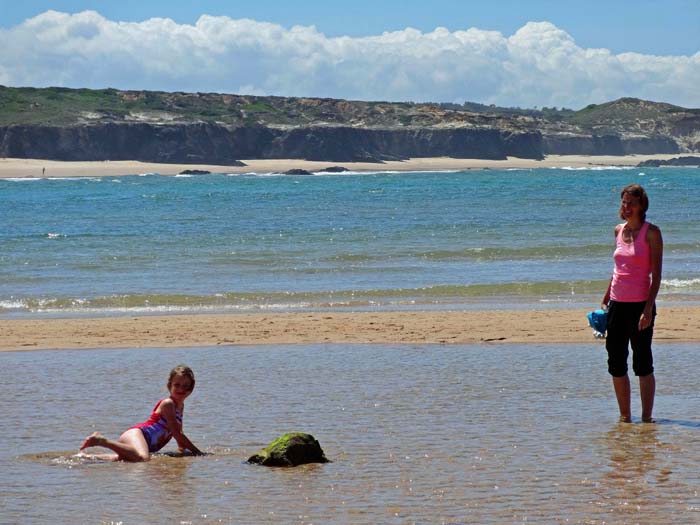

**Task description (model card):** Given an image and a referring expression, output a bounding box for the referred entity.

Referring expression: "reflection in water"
[143,455,194,503]
[605,422,662,483]
[595,422,681,521]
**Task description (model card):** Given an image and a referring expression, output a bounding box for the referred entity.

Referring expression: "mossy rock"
[247,432,329,467]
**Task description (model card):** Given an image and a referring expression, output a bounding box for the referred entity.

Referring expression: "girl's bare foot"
[81,432,108,449]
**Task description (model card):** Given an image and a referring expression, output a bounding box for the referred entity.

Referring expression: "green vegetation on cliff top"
[0,85,696,130]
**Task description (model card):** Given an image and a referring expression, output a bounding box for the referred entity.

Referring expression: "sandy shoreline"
[1,306,699,352]
[0,154,682,178]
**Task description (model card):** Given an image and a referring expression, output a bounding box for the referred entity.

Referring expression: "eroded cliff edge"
[0,124,545,164]
[1,87,698,163]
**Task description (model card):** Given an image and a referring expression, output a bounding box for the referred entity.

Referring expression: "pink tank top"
[610,222,651,302]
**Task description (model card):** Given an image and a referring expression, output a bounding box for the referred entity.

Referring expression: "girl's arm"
[640,224,663,330]
[160,399,204,456]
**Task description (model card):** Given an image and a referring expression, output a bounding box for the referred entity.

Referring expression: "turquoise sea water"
[1,167,699,316]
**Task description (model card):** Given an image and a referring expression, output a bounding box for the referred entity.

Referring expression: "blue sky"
[1,1,699,107]
[3,0,699,55]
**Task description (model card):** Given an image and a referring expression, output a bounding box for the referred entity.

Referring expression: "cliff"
[0,87,698,163]
[0,123,543,163]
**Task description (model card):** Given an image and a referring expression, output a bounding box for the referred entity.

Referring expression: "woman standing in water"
[601,184,663,423]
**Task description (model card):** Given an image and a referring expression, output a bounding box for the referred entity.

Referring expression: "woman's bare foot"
[619,415,632,423]
[81,431,108,449]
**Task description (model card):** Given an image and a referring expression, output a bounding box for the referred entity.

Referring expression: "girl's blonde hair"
[168,365,195,391]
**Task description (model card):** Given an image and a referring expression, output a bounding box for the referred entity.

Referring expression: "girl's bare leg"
[81,428,150,462]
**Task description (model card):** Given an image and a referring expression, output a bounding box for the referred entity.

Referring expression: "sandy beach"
[2,306,699,352]
[0,154,682,178]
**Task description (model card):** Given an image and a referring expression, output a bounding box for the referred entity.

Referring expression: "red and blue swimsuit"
[131,399,182,453]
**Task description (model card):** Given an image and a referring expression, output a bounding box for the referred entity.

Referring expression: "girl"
[80,365,203,461]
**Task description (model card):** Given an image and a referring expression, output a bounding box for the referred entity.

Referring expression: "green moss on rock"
[248,432,329,467]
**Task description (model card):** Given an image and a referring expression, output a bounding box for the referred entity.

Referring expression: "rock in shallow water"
[178,169,211,174]
[247,432,329,467]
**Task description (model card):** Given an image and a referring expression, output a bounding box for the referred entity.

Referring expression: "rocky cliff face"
[541,133,679,155]
[0,123,246,164]
[0,123,544,163]
[1,87,698,163]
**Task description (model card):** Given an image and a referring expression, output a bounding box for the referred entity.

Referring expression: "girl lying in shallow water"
[80,365,203,461]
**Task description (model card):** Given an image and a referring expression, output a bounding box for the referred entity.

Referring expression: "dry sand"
[0,154,682,179]
[1,306,699,352]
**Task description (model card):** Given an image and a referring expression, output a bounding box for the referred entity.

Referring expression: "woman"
[601,184,663,423]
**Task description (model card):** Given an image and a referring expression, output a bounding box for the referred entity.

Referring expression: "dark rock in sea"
[318,166,350,172]
[247,432,329,467]
[637,156,700,167]
[178,169,211,175]
[283,168,313,175]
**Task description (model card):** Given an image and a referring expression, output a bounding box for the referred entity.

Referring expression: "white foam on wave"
[230,169,471,178]
[662,278,700,288]
[555,166,635,171]
[0,299,28,309]
[309,169,463,175]
[2,177,42,182]
[22,302,317,315]
[46,177,101,181]
[237,171,285,177]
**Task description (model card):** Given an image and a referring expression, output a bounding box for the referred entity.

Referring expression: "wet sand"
[1,306,699,351]
[0,154,681,178]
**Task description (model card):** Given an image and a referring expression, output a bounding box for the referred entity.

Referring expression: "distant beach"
[0,154,683,178]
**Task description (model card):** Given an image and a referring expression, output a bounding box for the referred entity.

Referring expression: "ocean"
[1,167,699,317]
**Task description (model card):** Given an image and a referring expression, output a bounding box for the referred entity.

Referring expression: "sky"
[1,0,699,109]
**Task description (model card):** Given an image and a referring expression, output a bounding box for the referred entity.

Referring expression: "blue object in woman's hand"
[587,309,608,338]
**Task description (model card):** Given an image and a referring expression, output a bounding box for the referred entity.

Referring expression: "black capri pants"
[605,300,655,377]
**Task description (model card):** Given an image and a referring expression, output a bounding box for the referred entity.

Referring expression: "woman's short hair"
[619,184,649,221]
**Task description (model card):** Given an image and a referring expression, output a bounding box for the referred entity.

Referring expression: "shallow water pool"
[3,343,700,523]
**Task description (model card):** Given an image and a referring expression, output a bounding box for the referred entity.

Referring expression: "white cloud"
[1,11,698,108]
